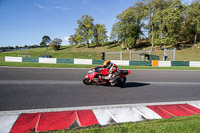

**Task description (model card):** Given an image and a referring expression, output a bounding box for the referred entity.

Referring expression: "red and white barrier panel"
[1,102,200,133]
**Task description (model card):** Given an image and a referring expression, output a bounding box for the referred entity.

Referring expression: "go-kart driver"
[99,60,120,85]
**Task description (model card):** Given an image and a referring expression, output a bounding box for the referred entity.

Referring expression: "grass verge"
[39,115,200,133]
[0,60,200,70]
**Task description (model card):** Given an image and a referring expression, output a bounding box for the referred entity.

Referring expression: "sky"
[0,0,192,47]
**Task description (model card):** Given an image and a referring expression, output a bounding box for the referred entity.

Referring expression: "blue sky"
[0,0,192,47]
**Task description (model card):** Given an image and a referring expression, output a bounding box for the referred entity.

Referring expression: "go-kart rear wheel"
[83,78,90,85]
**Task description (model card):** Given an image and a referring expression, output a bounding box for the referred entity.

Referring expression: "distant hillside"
[0,43,200,61]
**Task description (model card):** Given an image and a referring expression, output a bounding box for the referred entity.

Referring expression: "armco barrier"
[57,58,74,64]
[111,60,129,66]
[190,61,200,67]
[39,58,57,64]
[5,56,22,62]
[22,58,38,63]
[74,59,92,65]
[130,61,151,66]
[171,61,189,67]
[158,61,171,67]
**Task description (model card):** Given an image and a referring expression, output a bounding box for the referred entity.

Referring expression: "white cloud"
[35,4,71,20]
[36,4,49,12]
[53,6,71,10]
[35,4,71,12]
[63,36,69,45]
[63,36,69,41]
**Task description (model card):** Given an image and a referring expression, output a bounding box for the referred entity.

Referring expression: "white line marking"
[0,66,89,70]
[0,80,82,85]
[127,81,200,85]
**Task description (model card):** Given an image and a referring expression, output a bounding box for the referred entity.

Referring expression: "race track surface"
[0,67,200,111]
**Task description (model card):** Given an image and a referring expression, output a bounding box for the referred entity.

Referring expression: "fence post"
[173,48,176,61]
[120,51,122,60]
[130,50,131,61]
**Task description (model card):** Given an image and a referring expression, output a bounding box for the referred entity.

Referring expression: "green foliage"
[40,41,47,47]
[94,24,108,46]
[147,0,185,48]
[110,3,146,50]
[42,35,51,44]
[77,14,94,48]
[49,38,62,51]
[40,35,51,47]
[68,35,78,45]
[180,2,200,44]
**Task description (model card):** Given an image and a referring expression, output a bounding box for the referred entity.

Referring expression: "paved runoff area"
[1,101,200,133]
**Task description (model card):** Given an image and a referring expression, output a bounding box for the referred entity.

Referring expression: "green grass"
[39,115,200,133]
[1,43,200,61]
[1,60,200,70]
[0,44,124,59]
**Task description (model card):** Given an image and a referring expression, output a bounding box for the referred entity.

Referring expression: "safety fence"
[4,56,200,67]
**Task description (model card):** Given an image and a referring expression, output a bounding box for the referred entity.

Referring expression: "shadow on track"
[121,82,150,88]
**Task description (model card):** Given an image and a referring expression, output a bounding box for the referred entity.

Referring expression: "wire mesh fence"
[105,51,122,60]
[164,49,176,61]
[105,51,151,61]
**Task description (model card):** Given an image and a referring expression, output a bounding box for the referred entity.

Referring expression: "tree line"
[68,15,108,48]
[2,0,199,51]
[0,36,62,52]
[69,0,200,50]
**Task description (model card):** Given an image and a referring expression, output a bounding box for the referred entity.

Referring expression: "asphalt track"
[0,67,200,111]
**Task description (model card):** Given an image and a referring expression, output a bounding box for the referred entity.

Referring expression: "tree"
[146,0,165,50]
[40,35,51,47]
[180,2,200,44]
[49,38,62,51]
[147,0,185,48]
[42,35,51,44]
[40,41,46,47]
[77,14,94,48]
[93,24,107,46]
[75,27,84,46]
[68,35,78,45]
[110,5,146,50]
